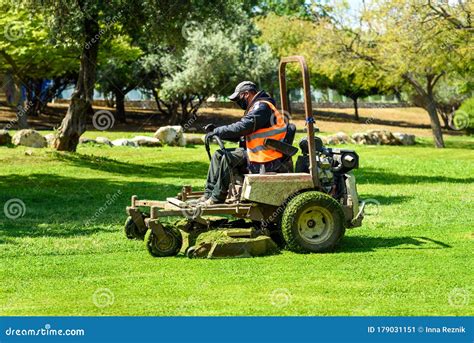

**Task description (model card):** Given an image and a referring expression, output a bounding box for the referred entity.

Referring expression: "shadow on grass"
[51,152,209,179]
[0,173,187,239]
[355,167,474,185]
[414,138,474,150]
[340,235,451,253]
[358,194,411,204]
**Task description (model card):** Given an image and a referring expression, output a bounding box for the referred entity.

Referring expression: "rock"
[351,130,415,145]
[326,136,340,145]
[95,137,112,146]
[366,130,381,145]
[393,132,416,145]
[11,129,47,148]
[44,133,55,147]
[184,134,204,145]
[0,129,12,145]
[351,132,365,144]
[111,138,138,147]
[79,137,97,144]
[320,136,328,145]
[154,125,186,146]
[130,136,162,147]
[335,131,350,143]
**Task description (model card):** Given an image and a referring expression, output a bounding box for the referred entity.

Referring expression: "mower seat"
[262,123,298,173]
[284,123,297,145]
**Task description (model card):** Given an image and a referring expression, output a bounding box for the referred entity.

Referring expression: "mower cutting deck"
[124,56,365,259]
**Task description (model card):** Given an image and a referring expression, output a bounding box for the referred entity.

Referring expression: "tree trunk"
[16,104,29,129]
[167,102,180,125]
[114,91,126,123]
[403,73,445,148]
[426,97,445,148]
[352,96,359,121]
[53,18,100,152]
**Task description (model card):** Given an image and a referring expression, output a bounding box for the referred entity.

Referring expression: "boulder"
[95,137,112,146]
[12,129,47,148]
[0,129,12,145]
[326,136,340,145]
[351,130,415,145]
[44,133,55,147]
[351,132,365,144]
[130,136,162,147]
[184,134,204,145]
[111,138,138,147]
[154,125,186,146]
[335,131,350,143]
[393,132,416,145]
[79,137,97,144]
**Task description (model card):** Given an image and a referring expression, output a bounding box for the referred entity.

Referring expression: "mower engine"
[295,137,363,227]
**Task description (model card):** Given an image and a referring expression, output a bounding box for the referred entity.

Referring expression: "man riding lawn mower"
[124,56,365,258]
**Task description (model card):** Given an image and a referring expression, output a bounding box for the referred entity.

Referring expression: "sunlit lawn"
[0,133,473,315]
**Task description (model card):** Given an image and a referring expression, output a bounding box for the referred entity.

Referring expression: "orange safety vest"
[246,101,287,163]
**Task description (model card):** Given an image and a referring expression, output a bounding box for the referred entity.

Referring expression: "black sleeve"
[213,102,272,141]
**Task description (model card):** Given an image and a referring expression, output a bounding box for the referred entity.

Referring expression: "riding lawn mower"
[124,56,365,258]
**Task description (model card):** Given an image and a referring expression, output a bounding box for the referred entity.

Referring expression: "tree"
[325,73,381,121]
[0,5,77,128]
[96,35,143,123]
[308,0,473,148]
[22,0,240,151]
[142,21,276,126]
[256,12,385,118]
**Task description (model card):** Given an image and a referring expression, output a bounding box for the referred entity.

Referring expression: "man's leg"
[204,150,225,199]
[209,148,246,202]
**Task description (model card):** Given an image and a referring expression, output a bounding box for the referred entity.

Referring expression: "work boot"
[202,197,223,206]
[186,195,208,205]
[196,195,209,202]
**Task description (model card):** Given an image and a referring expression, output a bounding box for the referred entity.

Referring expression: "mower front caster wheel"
[281,191,345,253]
[144,227,183,257]
[124,215,148,240]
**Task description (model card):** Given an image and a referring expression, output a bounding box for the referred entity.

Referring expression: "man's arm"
[213,102,271,141]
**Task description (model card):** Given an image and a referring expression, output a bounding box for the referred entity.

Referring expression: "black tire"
[144,226,183,257]
[281,191,345,253]
[186,246,196,259]
[124,215,147,240]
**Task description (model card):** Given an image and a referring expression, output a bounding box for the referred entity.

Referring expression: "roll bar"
[278,56,320,189]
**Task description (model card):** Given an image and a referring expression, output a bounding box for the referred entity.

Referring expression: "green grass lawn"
[1,133,473,316]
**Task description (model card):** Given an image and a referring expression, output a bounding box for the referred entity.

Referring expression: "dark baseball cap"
[229,81,257,101]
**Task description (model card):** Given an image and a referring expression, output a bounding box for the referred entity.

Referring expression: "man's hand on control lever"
[203,124,217,144]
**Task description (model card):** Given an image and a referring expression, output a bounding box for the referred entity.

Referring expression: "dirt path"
[0,102,460,137]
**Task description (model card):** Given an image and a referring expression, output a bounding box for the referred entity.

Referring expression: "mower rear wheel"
[124,215,148,240]
[281,191,345,253]
[144,226,183,257]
